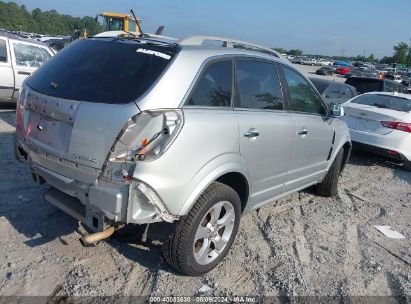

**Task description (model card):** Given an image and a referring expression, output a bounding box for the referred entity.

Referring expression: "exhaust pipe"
[79,226,115,246]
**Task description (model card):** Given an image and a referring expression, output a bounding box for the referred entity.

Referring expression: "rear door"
[235,59,296,208]
[0,38,14,99]
[279,66,334,192]
[9,39,53,94]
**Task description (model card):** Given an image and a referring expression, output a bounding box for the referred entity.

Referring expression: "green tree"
[380,56,394,64]
[393,42,408,64]
[287,49,303,56]
[407,46,411,66]
[0,1,102,36]
[367,53,375,62]
[273,47,287,54]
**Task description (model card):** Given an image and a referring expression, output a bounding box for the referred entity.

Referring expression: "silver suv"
[14,34,351,276]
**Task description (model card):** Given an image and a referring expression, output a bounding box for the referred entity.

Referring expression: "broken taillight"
[381,121,411,133]
[109,109,184,162]
[16,82,29,136]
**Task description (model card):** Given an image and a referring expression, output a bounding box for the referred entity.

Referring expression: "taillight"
[16,82,29,136]
[381,121,411,133]
[109,109,184,162]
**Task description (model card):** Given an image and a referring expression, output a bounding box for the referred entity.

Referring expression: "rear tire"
[162,182,241,276]
[317,149,344,197]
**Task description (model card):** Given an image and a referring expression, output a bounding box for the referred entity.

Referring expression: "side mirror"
[329,103,344,118]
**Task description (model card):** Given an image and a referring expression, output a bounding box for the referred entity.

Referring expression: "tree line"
[275,43,411,66]
[0,1,102,36]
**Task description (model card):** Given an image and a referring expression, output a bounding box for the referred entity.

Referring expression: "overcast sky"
[12,0,411,58]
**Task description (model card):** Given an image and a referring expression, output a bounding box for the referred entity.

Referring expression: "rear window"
[351,94,411,112]
[345,78,382,94]
[26,38,179,104]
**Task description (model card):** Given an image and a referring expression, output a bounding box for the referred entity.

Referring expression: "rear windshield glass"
[345,78,382,93]
[26,38,179,104]
[351,94,411,112]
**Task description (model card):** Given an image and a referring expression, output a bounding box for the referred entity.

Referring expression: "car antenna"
[130,9,145,37]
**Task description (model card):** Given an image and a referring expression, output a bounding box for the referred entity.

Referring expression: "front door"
[0,38,14,99]
[280,66,334,192]
[235,59,296,209]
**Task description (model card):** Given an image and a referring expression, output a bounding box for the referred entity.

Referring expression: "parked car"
[384,74,403,83]
[290,56,303,64]
[0,32,54,101]
[301,57,317,66]
[334,60,351,67]
[344,68,378,79]
[14,34,351,276]
[335,66,353,75]
[341,92,411,170]
[43,38,70,52]
[310,77,357,104]
[315,66,335,76]
[345,76,408,94]
[318,59,333,66]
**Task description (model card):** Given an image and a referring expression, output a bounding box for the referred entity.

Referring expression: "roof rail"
[178,35,283,59]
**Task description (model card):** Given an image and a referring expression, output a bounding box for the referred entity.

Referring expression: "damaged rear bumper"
[14,136,178,232]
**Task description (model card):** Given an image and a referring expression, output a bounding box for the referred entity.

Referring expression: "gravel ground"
[1,71,410,300]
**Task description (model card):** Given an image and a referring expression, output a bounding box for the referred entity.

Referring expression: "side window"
[0,39,7,62]
[341,85,354,98]
[323,84,340,98]
[12,43,51,68]
[186,60,232,107]
[235,60,283,110]
[384,81,394,92]
[282,67,326,115]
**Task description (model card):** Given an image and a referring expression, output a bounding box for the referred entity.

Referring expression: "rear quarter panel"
[131,108,243,215]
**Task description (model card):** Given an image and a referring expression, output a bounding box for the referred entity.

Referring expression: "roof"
[0,31,49,47]
[362,91,411,100]
[93,32,290,64]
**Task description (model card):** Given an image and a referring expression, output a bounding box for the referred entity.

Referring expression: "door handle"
[244,130,259,138]
[298,129,308,135]
[18,71,31,75]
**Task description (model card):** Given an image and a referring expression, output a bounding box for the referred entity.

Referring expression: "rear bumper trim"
[35,164,74,184]
[44,187,86,223]
[352,141,407,161]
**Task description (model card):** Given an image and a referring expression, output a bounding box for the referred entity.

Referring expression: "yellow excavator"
[97,10,142,33]
[70,10,164,43]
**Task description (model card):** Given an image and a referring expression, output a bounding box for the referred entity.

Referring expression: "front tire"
[162,182,241,276]
[317,149,344,197]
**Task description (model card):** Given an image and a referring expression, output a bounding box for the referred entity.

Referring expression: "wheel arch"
[178,166,250,216]
[216,172,249,213]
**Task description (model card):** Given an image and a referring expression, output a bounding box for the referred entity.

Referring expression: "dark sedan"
[310,77,358,105]
[315,66,336,76]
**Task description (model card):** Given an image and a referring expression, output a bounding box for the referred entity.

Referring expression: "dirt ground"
[1,74,410,300]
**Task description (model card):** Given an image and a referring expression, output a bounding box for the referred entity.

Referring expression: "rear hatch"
[345,78,383,94]
[343,94,411,135]
[21,37,179,182]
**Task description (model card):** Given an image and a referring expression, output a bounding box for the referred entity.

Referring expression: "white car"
[341,92,411,170]
[318,59,333,66]
[0,32,54,101]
